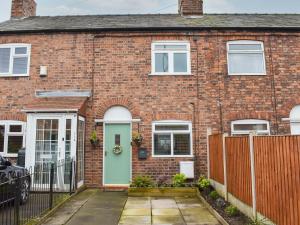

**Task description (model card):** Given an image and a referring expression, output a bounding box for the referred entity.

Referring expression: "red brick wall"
[0,30,299,187]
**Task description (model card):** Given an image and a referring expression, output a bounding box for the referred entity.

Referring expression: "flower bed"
[197,177,269,225]
[198,187,250,225]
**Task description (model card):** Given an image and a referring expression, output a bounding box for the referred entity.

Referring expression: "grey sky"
[1,0,300,22]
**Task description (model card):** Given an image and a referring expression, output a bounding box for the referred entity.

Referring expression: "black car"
[0,156,31,205]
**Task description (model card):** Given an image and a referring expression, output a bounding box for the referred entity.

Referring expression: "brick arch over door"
[97,98,140,119]
[282,99,300,117]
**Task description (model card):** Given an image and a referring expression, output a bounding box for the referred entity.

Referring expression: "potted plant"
[132,132,143,147]
[90,130,99,147]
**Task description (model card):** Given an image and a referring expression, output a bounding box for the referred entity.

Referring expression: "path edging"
[196,189,229,225]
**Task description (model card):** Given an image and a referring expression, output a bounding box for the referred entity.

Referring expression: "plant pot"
[90,139,100,147]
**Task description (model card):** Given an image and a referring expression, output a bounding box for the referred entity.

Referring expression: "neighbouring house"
[0,0,299,188]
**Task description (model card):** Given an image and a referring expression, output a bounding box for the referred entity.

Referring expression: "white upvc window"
[231,119,270,135]
[151,41,191,75]
[227,40,266,75]
[152,121,193,157]
[0,121,26,157]
[0,44,31,77]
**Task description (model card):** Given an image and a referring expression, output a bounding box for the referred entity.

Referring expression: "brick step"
[103,186,129,192]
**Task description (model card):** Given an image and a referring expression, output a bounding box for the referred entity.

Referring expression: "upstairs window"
[152,121,192,157]
[231,119,270,135]
[0,44,31,77]
[151,41,191,75]
[227,41,266,75]
[0,121,25,157]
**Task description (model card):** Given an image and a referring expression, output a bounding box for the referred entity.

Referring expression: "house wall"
[0,30,299,187]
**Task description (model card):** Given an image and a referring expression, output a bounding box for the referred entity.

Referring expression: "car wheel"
[20,178,30,205]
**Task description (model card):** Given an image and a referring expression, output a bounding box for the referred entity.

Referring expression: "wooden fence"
[226,137,252,206]
[208,134,224,184]
[208,134,300,225]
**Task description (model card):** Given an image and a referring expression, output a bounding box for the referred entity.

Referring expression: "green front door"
[104,124,131,185]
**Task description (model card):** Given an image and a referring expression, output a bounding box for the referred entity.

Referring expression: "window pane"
[174,134,190,155]
[155,53,168,73]
[228,53,265,74]
[154,134,171,155]
[0,125,5,152]
[155,125,189,131]
[15,47,27,55]
[229,44,262,51]
[155,45,187,51]
[234,123,268,131]
[10,125,22,133]
[0,48,10,73]
[174,53,187,72]
[13,57,28,74]
[7,136,23,154]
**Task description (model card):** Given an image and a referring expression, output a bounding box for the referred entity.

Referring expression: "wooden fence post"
[249,133,257,219]
[207,128,212,179]
[223,133,228,201]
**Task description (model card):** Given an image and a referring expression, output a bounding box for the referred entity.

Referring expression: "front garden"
[129,174,269,225]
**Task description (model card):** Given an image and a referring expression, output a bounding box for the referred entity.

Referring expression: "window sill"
[228,73,267,76]
[152,155,194,158]
[149,73,192,76]
[0,74,29,78]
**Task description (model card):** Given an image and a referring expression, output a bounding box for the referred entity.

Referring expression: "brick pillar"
[178,0,203,16]
[11,0,36,18]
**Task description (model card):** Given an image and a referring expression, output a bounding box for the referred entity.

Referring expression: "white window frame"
[0,43,31,77]
[151,41,191,75]
[231,119,270,135]
[227,40,266,76]
[0,120,26,157]
[152,120,193,157]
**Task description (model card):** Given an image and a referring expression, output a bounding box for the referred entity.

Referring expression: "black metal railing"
[0,160,76,225]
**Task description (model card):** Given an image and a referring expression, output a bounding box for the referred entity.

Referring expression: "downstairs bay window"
[152,121,192,157]
[0,121,26,157]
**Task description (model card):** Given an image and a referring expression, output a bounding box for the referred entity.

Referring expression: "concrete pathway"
[119,197,220,225]
[43,189,127,225]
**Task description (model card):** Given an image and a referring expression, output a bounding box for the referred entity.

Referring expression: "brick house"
[0,0,299,188]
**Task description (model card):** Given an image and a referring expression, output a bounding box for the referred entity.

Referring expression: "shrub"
[247,218,269,225]
[157,175,170,187]
[209,190,220,200]
[172,174,187,187]
[198,177,210,190]
[225,205,239,217]
[131,175,154,188]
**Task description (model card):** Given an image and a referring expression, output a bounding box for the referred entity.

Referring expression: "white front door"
[26,114,77,189]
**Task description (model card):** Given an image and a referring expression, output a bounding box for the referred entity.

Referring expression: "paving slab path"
[119,197,220,225]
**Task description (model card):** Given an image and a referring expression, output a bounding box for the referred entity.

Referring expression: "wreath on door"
[113,145,122,155]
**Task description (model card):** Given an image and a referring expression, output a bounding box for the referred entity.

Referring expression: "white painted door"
[291,122,300,135]
[26,114,77,189]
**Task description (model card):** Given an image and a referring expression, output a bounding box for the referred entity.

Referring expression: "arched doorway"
[103,106,132,186]
[290,106,300,135]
